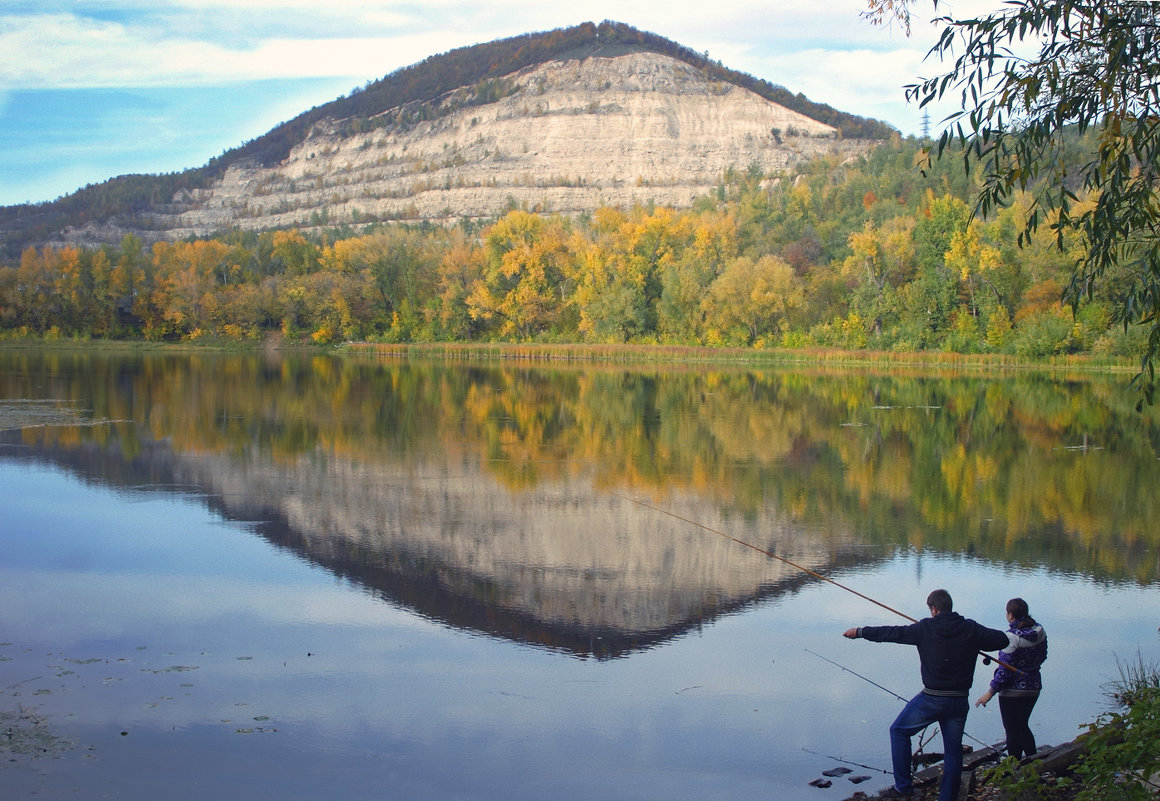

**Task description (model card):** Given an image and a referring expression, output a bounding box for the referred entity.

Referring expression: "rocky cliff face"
[61,52,871,246]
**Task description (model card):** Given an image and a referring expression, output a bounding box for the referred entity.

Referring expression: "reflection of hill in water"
[2,433,869,659]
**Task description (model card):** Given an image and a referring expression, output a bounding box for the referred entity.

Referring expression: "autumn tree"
[266,229,320,277]
[702,254,804,346]
[468,210,576,339]
[434,229,485,341]
[153,240,234,336]
[572,208,647,342]
[51,247,89,333]
[14,247,60,333]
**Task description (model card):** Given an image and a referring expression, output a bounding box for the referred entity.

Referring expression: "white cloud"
[0,12,462,88]
[763,46,925,112]
[1,2,934,90]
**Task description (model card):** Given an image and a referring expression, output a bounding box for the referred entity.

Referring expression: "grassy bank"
[344,340,1140,375]
[0,335,1142,377]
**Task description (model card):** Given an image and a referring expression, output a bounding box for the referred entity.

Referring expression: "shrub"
[984,756,1067,801]
[1070,655,1160,800]
[1012,311,1074,358]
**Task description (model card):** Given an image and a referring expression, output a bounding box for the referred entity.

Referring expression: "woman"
[975,597,1048,760]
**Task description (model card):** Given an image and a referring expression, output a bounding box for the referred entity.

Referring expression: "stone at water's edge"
[851,738,1091,799]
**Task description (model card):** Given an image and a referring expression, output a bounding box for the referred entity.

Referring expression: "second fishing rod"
[805,648,994,753]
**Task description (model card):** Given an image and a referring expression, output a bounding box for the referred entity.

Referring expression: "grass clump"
[1071,654,1160,800]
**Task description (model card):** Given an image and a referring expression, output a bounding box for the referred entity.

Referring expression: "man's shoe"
[878,787,914,798]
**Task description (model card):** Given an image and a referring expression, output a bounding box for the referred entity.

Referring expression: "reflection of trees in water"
[2,349,1157,583]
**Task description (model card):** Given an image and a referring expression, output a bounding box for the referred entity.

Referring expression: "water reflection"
[1,355,874,658]
[3,350,1157,589]
[3,349,1159,800]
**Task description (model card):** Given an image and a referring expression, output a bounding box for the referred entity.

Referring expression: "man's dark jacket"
[858,612,1010,695]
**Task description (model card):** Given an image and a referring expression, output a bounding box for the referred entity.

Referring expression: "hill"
[0,21,896,258]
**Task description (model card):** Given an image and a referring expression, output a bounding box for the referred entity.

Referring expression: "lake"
[1,348,1158,800]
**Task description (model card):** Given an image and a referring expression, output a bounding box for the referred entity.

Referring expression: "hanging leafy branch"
[871,1,1160,407]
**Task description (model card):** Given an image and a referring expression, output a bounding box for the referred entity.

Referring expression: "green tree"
[320,230,435,338]
[0,264,15,330]
[841,219,914,341]
[870,0,1160,405]
[658,209,737,342]
[895,195,968,349]
[89,248,115,336]
[614,206,681,339]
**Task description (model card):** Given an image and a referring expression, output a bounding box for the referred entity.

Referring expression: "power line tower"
[920,109,931,140]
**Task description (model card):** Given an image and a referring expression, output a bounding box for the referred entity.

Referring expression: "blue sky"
[0,1,994,207]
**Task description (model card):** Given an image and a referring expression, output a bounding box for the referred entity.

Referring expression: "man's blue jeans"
[889,691,969,801]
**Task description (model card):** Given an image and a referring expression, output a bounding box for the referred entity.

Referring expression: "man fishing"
[843,589,1009,801]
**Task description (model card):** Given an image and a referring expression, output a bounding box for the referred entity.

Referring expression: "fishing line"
[805,649,907,702]
[800,746,890,775]
[4,675,43,690]
[614,492,1022,673]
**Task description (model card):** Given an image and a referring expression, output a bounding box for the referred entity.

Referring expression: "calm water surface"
[1,350,1158,800]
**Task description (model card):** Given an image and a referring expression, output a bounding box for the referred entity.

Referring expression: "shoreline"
[0,337,1141,377]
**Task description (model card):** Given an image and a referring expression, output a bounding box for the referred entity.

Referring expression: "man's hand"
[842,628,859,639]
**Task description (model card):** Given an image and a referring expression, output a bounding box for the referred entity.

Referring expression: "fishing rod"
[614,492,1022,674]
[805,649,940,753]
[805,649,994,752]
[612,492,917,621]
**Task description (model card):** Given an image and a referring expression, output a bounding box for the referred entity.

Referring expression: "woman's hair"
[1006,597,1033,625]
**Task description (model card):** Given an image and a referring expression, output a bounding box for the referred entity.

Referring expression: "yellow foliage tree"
[467,210,576,339]
[702,254,804,345]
